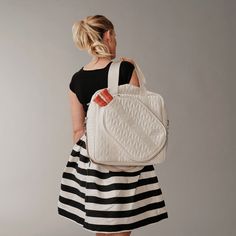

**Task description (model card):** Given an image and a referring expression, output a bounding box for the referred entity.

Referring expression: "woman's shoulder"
[120,60,134,67]
[119,60,135,84]
[120,60,135,74]
[70,68,84,82]
[69,70,82,93]
[120,57,135,67]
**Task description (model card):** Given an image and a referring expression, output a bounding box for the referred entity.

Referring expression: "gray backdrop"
[0,0,235,235]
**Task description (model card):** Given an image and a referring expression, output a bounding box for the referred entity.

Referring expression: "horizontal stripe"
[70,148,90,160]
[77,139,86,148]
[59,195,84,212]
[59,188,164,211]
[62,171,159,191]
[72,138,86,150]
[58,207,168,233]
[66,157,154,176]
[59,182,163,205]
[58,203,167,229]
[59,195,166,218]
[58,207,85,227]
[63,164,156,184]
[60,178,162,200]
[87,202,165,218]
[60,183,85,199]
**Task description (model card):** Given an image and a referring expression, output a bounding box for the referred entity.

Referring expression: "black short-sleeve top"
[69,61,135,114]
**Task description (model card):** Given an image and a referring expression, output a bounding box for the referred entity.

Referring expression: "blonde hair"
[72,15,114,58]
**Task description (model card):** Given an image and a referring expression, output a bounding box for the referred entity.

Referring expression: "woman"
[57,15,168,235]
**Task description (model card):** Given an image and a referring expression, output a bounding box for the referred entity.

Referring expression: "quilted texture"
[86,83,169,167]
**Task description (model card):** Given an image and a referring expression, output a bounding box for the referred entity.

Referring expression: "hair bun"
[72,15,114,59]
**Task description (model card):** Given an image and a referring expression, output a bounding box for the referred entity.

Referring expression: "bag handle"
[108,59,147,96]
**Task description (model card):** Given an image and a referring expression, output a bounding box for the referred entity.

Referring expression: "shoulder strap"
[108,59,147,96]
[107,60,121,95]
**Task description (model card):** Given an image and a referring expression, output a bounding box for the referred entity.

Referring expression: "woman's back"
[69,60,135,114]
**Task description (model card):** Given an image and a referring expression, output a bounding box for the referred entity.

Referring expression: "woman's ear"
[103,30,111,43]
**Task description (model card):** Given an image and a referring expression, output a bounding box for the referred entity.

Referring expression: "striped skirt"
[57,133,168,234]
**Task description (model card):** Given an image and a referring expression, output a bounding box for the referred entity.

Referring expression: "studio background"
[0,0,235,236]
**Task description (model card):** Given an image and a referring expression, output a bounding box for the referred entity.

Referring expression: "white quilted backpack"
[84,59,170,169]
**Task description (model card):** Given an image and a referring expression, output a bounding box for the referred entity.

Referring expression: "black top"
[69,60,135,114]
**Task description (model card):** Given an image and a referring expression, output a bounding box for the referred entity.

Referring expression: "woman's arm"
[68,90,86,144]
[129,67,140,87]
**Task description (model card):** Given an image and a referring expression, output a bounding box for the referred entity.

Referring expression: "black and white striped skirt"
[57,133,168,234]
